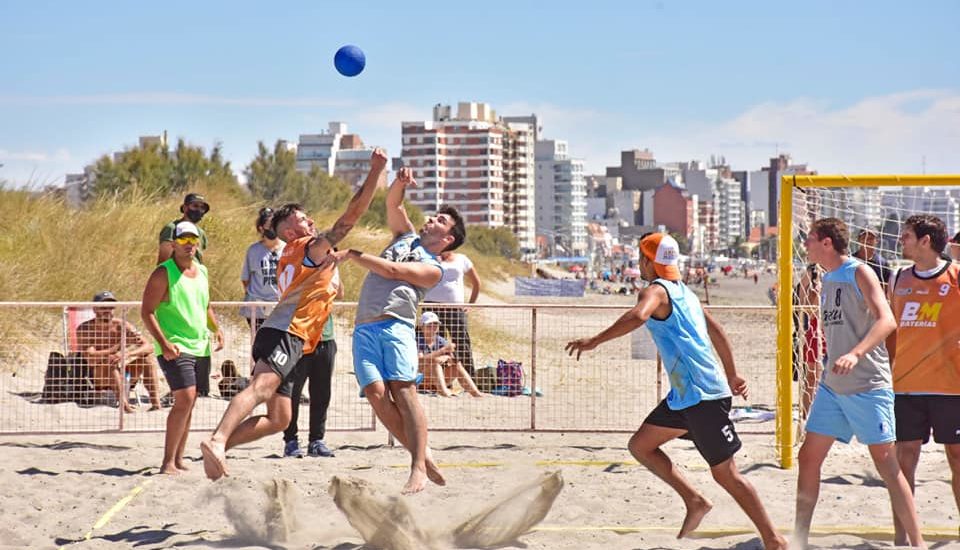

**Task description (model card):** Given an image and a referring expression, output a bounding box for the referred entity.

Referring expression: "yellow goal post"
[776,174,960,469]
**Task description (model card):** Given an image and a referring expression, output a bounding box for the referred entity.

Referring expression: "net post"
[776,175,796,469]
[530,306,537,431]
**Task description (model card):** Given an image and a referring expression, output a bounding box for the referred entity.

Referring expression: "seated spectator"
[217,359,249,399]
[416,312,483,398]
[75,291,162,412]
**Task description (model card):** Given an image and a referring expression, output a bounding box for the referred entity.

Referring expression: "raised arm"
[318,148,388,251]
[564,284,669,360]
[386,167,417,237]
[834,264,897,375]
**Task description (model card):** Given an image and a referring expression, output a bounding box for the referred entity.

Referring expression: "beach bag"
[495,359,525,397]
[474,365,497,393]
[42,352,93,404]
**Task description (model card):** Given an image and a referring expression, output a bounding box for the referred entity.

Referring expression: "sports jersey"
[820,257,891,395]
[645,278,731,410]
[262,236,339,354]
[890,261,960,394]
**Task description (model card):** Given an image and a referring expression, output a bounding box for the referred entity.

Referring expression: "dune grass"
[0,187,526,303]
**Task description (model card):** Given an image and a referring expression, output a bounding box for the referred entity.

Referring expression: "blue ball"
[334,45,365,77]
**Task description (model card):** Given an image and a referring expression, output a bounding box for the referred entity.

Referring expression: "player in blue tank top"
[566,233,785,549]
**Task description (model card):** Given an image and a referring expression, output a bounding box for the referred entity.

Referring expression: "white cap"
[420,311,440,326]
[174,221,201,238]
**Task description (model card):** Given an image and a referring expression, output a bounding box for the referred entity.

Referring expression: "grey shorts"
[157,354,210,392]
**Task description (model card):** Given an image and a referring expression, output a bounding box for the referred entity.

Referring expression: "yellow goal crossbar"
[776,174,960,469]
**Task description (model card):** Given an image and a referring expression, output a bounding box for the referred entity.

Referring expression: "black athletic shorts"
[644,397,741,467]
[895,394,960,444]
[157,354,209,392]
[251,328,304,397]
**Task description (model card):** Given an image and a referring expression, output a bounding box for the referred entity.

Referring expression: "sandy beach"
[2,272,959,549]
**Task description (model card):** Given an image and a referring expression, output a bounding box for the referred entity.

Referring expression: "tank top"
[154,258,210,357]
[645,279,731,410]
[890,261,960,394]
[263,236,338,354]
[820,257,891,394]
[425,254,473,303]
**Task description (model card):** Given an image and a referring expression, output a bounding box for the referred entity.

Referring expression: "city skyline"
[1,0,958,187]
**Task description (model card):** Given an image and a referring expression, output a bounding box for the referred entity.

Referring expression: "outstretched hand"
[370,147,388,172]
[394,167,417,188]
[316,248,354,272]
[564,338,597,361]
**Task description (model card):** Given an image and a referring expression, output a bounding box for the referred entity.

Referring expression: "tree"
[468,226,519,259]
[245,140,299,202]
[669,231,691,254]
[92,139,239,200]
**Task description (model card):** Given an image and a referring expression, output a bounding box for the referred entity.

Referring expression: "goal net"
[777,175,960,468]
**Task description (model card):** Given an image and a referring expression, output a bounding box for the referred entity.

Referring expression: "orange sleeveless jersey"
[262,236,338,354]
[890,262,960,394]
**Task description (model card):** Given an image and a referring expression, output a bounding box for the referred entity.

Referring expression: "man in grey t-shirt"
[794,217,925,549]
[241,207,284,329]
[321,167,466,495]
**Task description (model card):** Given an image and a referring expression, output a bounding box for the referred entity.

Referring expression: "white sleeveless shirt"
[424,254,473,303]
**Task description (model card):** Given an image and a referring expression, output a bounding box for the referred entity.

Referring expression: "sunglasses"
[174,236,200,246]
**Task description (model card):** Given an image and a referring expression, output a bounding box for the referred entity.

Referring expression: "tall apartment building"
[535,140,587,255]
[400,102,536,253]
[296,122,386,189]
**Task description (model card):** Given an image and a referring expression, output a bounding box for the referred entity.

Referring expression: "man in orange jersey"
[200,148,387,480]
[888,214,960,545]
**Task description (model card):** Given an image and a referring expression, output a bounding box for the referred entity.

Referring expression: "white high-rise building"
[535,140,587,255]
[295,122,347,174]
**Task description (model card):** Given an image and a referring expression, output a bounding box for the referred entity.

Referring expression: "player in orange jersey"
[200,148,387,480]
[888,214,960,545]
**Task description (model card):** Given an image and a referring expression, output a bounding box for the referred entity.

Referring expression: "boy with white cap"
[565,233,785,549]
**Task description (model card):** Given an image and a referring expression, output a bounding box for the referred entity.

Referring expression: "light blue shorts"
[352,318,418,395]
[806,384,895,445]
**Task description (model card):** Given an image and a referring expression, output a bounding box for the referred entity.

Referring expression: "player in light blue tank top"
[646,277,731,409]
[566,233,785,548]
[796,218,924,549]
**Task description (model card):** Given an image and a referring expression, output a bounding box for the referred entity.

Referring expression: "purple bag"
[495,359,525,397]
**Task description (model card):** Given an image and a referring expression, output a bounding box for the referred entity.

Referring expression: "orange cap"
[640,233,682,281]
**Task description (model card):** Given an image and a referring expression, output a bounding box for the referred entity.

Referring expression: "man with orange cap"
[566,233,785,549]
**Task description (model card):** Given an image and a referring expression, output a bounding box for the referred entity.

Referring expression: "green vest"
[154,258,211,357]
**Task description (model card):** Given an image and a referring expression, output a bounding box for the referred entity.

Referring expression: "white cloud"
[0,93,354,108]
[0,148,71,162]
[480,91,960,176]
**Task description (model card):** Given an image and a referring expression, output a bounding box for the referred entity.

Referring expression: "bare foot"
[763,535,789,549]
[122,403,136,414]
[148,404,162,411]
[401,467,428,495]
[425,448,446,486]
[200,439,228,480]
[175,460,190,471]
[469,391,484,398]
[159,463,181,475]
[677,496,712,538]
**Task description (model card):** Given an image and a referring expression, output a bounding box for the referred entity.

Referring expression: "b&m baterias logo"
[900,301,942,327]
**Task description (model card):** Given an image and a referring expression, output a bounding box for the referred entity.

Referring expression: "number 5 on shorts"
[721,425,734,442]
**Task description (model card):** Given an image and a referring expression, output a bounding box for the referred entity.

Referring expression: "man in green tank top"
[142,221,225,475]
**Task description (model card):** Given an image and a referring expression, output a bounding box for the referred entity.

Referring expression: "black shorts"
[157,354,209,392]
[251,328,304,397]
[895,394,960,444]
[644,397,741,467]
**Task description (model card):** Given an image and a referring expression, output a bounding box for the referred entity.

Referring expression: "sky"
[1,0,958,188]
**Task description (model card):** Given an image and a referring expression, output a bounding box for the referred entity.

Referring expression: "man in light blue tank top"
[796,218,924,549]
[566,233,785,549]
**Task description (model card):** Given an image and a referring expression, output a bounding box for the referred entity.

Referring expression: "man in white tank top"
[423,250,481,376]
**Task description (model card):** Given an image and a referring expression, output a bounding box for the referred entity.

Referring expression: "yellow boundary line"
[533,524,958,541]
[59,478,153,549]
